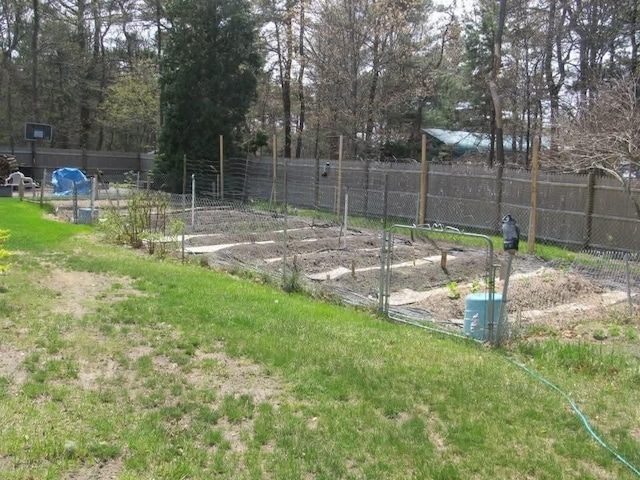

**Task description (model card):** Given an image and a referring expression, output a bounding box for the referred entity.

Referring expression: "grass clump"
[514,339,629,377]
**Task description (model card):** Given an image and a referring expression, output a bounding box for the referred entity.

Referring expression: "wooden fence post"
[314,156,320,210]
[583,170,596,249]
[419,133,428,225]
[527,137,540,254]
[364,159,371,216]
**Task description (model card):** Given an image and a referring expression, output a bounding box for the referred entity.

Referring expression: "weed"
[525,324,558,337]
[203,429,225,447]
[624,327,638,341]
[447,281,460,299]
[516,339,628,376]
[485,277,496,293]
[470,279,481,294]
[88,441,122,460]
[282,255,303,293]
[143,219,185,257]
[0,296,8,315]
[219,394,255,424]
[592,329,607,341]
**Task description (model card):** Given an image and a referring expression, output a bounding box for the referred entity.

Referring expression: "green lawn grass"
[0,199,91,252]
[0,198,638,479]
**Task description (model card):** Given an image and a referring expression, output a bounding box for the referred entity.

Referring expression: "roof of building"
[422,128,550,158]
[423,128,496,152]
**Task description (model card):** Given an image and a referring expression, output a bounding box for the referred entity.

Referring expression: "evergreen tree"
[158,0,261,177]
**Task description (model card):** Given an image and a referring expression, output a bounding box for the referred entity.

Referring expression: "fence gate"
[379,224,506,343]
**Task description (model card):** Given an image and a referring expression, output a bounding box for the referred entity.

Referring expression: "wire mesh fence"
[34,153,640,340]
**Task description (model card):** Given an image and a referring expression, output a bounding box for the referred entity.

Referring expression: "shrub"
[99,191,175,254]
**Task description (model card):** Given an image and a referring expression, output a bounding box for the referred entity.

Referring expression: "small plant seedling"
[447,281,460,300]
[470,279,481,293]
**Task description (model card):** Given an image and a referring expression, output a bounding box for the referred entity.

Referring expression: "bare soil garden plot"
[182,210,637,337]
[44,198,637,339]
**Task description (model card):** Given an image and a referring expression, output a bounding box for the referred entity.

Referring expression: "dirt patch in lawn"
[0,344,27,391]
[65,458,123,480]
[187,349,283,404]
[38,269,142,317]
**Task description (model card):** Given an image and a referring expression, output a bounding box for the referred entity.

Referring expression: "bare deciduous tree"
[550,75,640,217]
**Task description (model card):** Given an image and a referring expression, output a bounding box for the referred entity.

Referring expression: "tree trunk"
[489,81,505,167]
[365,31,380,146]
[31,0,40,121]
[273,1,293,160]
[156,0,164,127]
[490,0,507,167]
[631,0,638,75]
[3,53,15,153]
[544,0,559,125]
[77,0,91,149]
[283,2,293,159]
[295,0,306,159]
[349,3,359,158]
[488,111,495,168]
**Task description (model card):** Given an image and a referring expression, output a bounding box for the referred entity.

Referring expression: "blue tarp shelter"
[52,168,91,196]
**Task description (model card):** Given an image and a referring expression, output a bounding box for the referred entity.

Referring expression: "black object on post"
[501,214,520,251]
[321,162,330,177]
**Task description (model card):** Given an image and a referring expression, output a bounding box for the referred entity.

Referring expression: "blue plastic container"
[463,293,503,341]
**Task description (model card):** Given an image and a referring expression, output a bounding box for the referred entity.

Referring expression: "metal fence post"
[314,156,320,211]
[182,154,186,264]
[72,183,78,223]
[282,187,288,290]
[90,176,96,221]
[220,135,225,201]
[191,173,196,227]
[39,168,47,207]
[336,135,343,217]
[527,137,540,254]
[378,174,390,314]
[340,187,349,248]
[271,135,277,205]
[284,157,288,210]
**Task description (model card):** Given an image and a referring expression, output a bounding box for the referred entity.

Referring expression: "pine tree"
[158,0,261,177]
